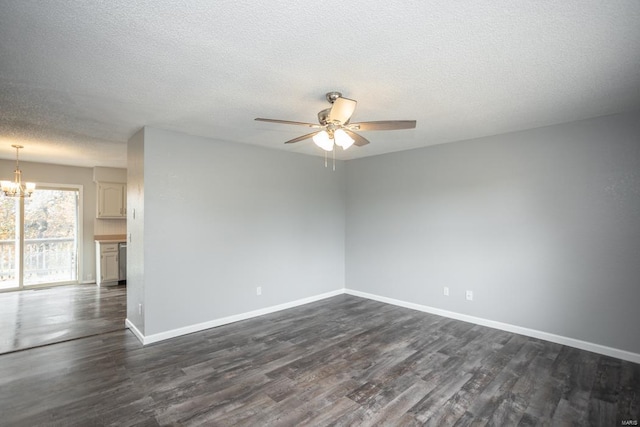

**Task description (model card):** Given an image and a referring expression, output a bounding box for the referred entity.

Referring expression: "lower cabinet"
[96,242,120,286]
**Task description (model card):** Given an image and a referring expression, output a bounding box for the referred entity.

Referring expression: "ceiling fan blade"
[344,130,370,147]
[327,97,357,124]
[284,131,322,144]
[255,118,322,128]
[349,120,416,131]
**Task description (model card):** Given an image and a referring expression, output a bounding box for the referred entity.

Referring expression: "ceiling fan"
[255,91,416,151]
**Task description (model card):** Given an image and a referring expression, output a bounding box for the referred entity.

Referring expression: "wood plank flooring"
[0,294,638,425]
[0,283,126,354]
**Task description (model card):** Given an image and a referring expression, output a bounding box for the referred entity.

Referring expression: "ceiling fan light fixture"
[334,129,354,150]
[255,91,416,160]
[312,131,334,151]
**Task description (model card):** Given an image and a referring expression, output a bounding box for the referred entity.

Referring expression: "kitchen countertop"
[94,234,127,243]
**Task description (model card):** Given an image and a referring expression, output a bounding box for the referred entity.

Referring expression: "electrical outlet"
[87,273,93,281]
[443,286,449,296]
[256,286,262,296]
[466,290,473,301]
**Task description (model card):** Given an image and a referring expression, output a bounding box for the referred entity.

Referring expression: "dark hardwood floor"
[0,294,638,425]
[0,283,126,354]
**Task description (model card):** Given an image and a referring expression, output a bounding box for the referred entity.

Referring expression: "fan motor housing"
[317,108,331,125]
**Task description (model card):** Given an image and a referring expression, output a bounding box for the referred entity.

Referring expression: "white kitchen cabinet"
[96,242,120,286]
[97,182,126,218]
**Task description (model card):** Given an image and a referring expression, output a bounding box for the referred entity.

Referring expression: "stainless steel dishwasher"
[119,242,127,282]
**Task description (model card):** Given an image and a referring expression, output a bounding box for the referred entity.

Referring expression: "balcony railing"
[0,237,77,287]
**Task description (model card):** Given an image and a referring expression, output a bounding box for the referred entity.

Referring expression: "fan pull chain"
[333,148,335,171]
[324,151,328,168]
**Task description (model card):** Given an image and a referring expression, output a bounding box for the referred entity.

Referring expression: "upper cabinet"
[97,182,127,218]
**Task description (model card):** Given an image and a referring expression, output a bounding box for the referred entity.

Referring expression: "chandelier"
[1,145,36,198]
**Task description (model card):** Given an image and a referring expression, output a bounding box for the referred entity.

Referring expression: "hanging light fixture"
[312,130,334,151]
[333,129,354,150]
[312,128,355,152]
[1,145,36,198]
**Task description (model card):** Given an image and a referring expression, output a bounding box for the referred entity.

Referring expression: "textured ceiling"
[1,1,639,168]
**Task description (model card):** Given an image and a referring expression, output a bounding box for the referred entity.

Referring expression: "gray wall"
[140,127,346,335]
[346,111,640,354]
[0,159,96,283]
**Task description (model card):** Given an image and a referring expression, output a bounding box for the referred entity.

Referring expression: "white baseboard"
[344,288,640,364]
[125,318,145,343]
[128,289,344,346]
[123,286,639,364]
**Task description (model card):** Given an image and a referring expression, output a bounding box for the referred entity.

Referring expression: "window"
[0,185,81,291]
